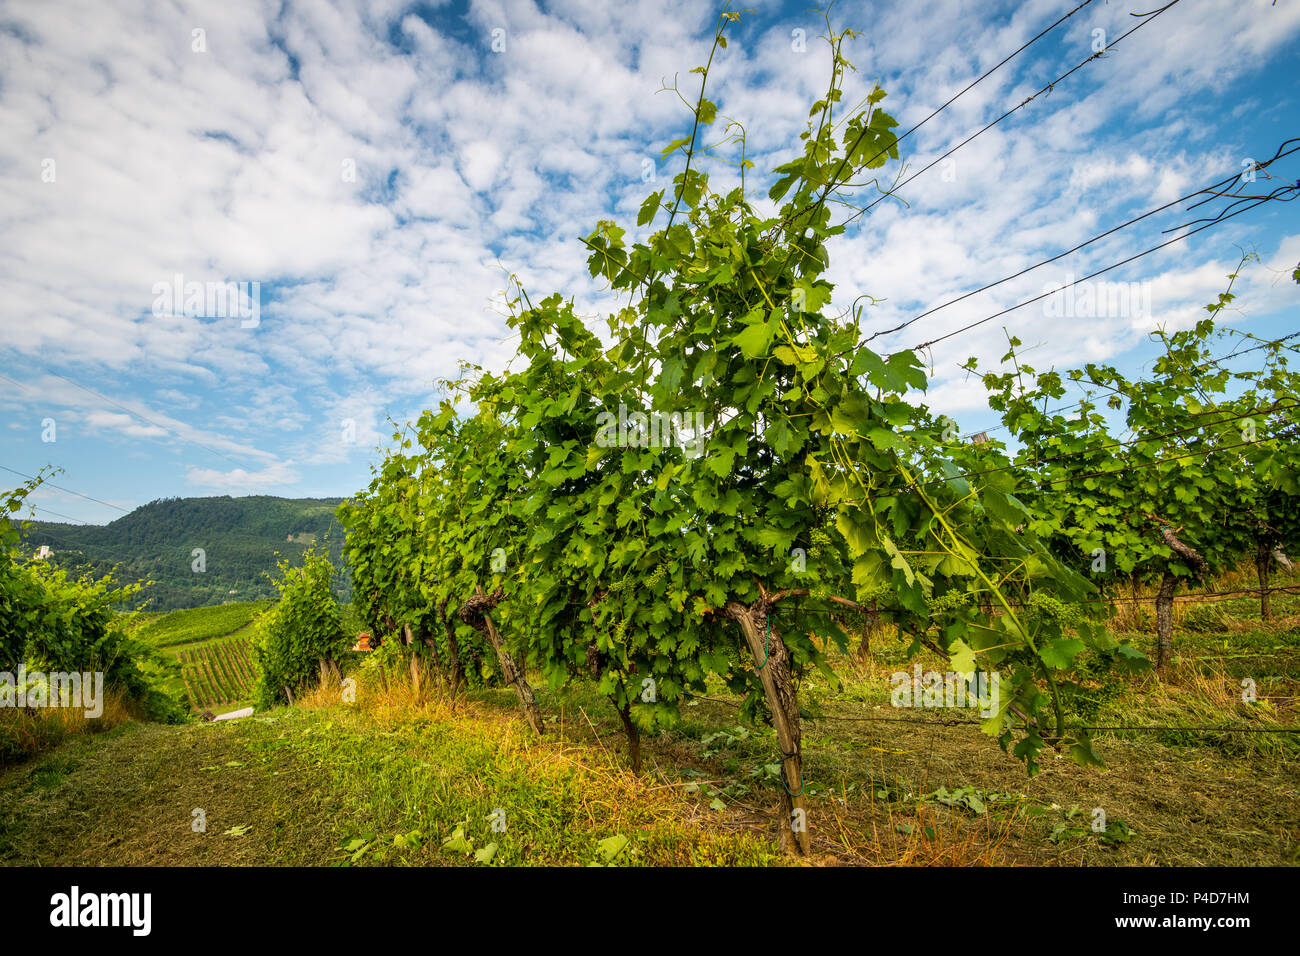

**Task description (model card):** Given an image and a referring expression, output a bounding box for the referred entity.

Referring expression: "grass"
[6,628,1294,866]
[0,689,134,766]
[2,576,1295,866]
[532,649,1300,866]
[0,698,780,866]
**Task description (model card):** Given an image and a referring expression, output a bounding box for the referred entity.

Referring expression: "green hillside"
[20,495,349,611]
[131,600,271,648]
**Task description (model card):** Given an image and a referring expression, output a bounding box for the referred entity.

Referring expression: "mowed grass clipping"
[2,652,1296,865]
[0,702,781,867]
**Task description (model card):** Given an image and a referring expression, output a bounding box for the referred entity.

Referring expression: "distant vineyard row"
[178,638,257,711]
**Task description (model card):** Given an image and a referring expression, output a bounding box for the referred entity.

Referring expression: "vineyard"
[132,601,270,649]
[176,638,257,712]
[324,10,1300,860]
[1,2,1297,882]
[124,603,266,715]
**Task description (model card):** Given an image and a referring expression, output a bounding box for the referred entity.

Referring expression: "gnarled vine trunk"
[588,593,641,772]
[460,586,544,735]
[617,700,641,774]
[437,596,465,696]
[1154,570,1177,672]
[723,598,810,857]
[482,611,544,735]
[855,598,879,659]
[1150,523,1206,673]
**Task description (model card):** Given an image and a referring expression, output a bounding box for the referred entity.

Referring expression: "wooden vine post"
[402,623,423,698]
[436,595,465,696]
[401,621,447,699]
[1154,570,1177,672]
[459,585,544,735]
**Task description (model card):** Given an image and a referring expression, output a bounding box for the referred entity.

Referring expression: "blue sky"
[1,0,1298,525]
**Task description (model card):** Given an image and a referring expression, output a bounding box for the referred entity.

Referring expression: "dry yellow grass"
[0,687,132,766]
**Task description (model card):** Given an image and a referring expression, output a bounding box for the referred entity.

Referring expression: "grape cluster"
[644,562,668,590]
[612,616,629,644]
[1026,590,1084,627]
[807,527,833,600]
[925,590,974,613]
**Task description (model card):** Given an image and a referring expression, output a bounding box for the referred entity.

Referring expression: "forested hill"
[20,495,348,611]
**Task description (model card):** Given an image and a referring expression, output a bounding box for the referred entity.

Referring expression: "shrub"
[0,686,133,765]
[0,483,41,671]
[0,478,188,765]
[19,561,188,727]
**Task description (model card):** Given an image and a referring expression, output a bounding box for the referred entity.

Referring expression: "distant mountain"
[21,495,350,611]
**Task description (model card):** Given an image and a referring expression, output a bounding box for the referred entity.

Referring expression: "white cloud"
[0,0,1296,497]
[83,410,169,440]
[185,460,299,493]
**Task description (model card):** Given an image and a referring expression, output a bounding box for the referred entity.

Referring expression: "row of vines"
[970,256,1300,669]
[178,639,257,711]
[334,14,1299,855]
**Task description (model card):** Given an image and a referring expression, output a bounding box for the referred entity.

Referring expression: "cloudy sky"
[1,0,1298,525]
